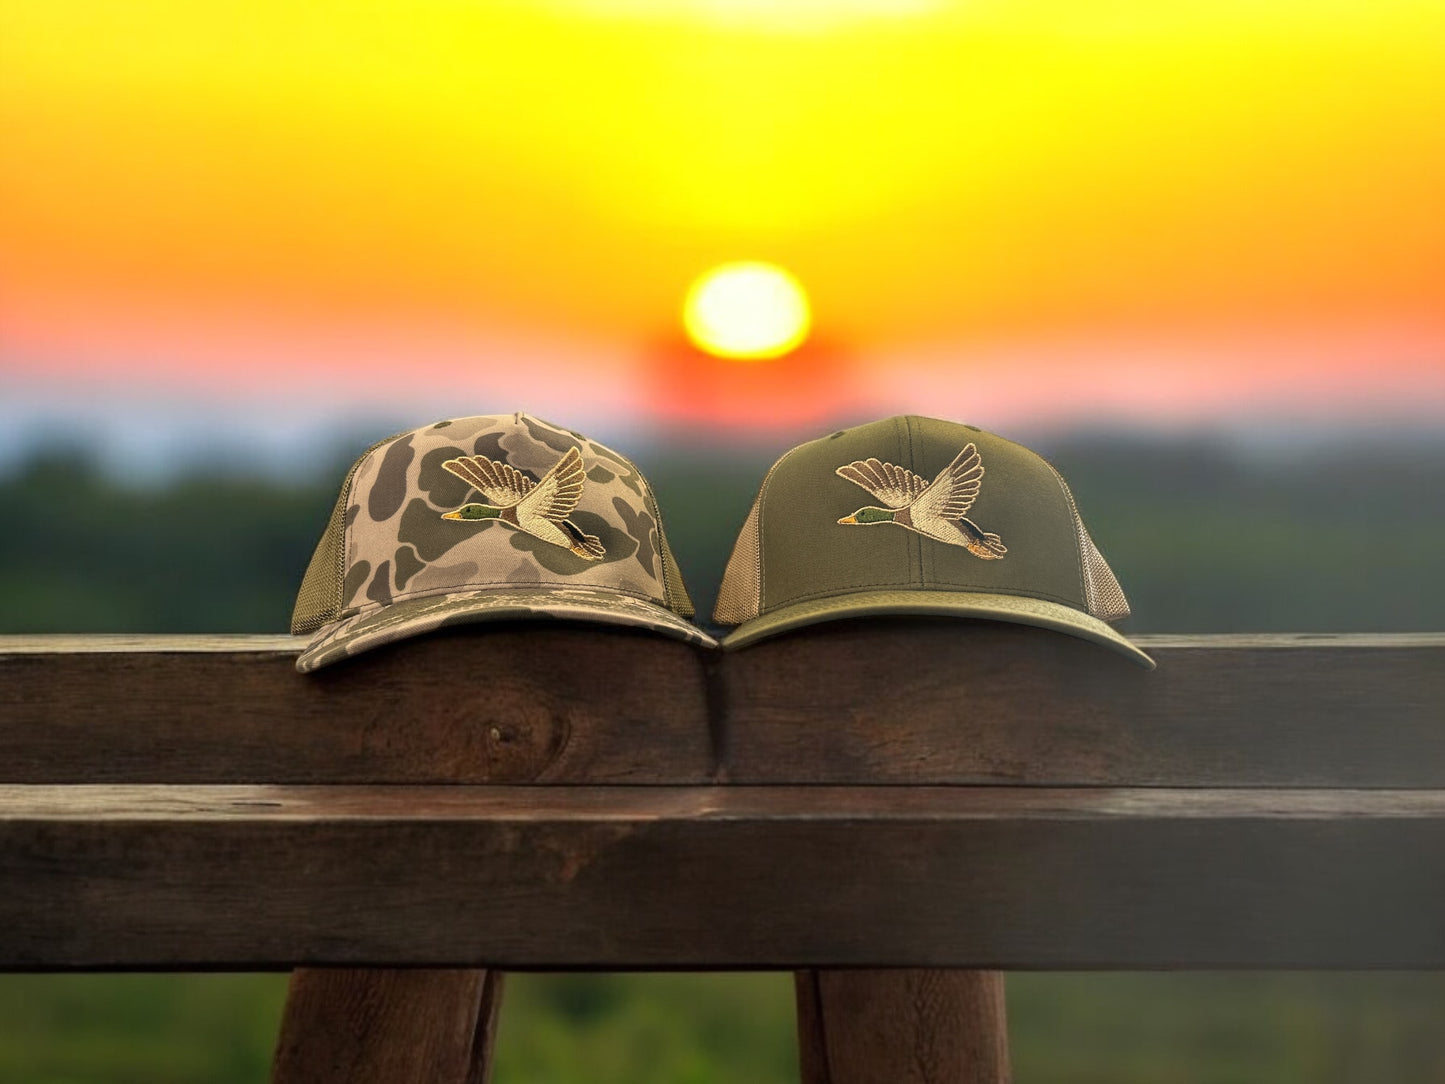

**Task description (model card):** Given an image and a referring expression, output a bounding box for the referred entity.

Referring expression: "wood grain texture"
[719,623,1445,786]
[5,784,1445,970]
[0,635,306,653]
[270,968,503,1084]
[796,970,1009,1084]
[3,630,1442,786]
[0,628,713,784]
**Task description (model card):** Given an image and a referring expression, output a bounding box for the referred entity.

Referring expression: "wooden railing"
[2,628,1443,1082]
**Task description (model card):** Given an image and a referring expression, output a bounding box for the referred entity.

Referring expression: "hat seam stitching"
[609,444,690,618]
[327,594,698,631]
[753,437,815,616]
[1042,460,1090,611]
[725,596,1141,655]
[297,427,408,634]
[743,591,1121,634]
[335,580,668,618]
[764,581,1088,612]
[301,598,709,665]
[331,602,697,628]
[335,428,419,618]
[903,415,925,589]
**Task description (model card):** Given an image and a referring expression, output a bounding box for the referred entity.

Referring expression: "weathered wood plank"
[795,970,1009,1084]
[0,628,713,784]
[270,969,503,1084]
[719,623,1445,786]
[0,635,306,653]
[4,784,1445,970]
[3,630,1441,786]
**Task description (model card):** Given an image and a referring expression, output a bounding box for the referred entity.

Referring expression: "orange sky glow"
[2,0,1443,432]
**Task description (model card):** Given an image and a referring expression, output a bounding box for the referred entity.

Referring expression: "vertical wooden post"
[795,969,1010,1084]
[271,968,504,1084]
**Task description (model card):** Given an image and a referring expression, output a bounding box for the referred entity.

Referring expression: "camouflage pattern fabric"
[293,413,713,672]
[299,584,707,672]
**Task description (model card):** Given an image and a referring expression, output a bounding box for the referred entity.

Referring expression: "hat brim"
[718,588,1155,669]
[297,585,717,673]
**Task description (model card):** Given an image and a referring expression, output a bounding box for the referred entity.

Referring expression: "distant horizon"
[5,377,1443,485]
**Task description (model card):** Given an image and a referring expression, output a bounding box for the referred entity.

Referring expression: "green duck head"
[442,503,502,521]
[838,506,895,525]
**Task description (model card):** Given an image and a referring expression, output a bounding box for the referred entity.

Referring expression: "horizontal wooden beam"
[2,629,1442,786]
[4,784,1445,970]
[720,624,1445,787]
[0,629,714,785]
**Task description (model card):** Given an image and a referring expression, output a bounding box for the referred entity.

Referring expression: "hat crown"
[715,415,1129,625]
[293,413,693,635]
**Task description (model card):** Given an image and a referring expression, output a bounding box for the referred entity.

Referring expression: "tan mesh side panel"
[289,482,353,634]
[1043,461,1131,623]
[1078,523,1131,621]
[713,494,764,625]
[653,509,695,617]
[617,447,694,617]
[290,432,405,635]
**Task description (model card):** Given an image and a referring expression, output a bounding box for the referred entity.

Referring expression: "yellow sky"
[1,0,1443,425]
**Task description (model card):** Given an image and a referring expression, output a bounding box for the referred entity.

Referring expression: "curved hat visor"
[719,588,1155,669]
[297,584,716,673]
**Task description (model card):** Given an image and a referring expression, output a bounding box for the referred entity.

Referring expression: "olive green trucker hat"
[292,413,715,672]
[713,415,1154,668]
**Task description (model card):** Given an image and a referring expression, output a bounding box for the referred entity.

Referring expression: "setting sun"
[683,262,812,361]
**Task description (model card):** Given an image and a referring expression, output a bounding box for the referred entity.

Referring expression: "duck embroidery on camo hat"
[291,413,714,672]
[713,415,1154,669]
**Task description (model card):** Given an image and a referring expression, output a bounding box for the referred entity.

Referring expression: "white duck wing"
[835,457,927,510]
[911,443,985,521]
[442,455,535,507]
[514,446,588,541]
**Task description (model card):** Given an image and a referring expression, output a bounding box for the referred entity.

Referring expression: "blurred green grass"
[0,974,284,1083]
[2,432,1444,1082]
[3,972,1445,1083]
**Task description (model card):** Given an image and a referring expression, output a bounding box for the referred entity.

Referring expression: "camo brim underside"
[296,585,716,672]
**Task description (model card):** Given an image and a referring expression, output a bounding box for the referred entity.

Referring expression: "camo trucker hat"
[713,415,1154,668]
[291,413,715,672]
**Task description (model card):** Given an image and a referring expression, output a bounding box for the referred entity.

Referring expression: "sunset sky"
[2,0,1443,446]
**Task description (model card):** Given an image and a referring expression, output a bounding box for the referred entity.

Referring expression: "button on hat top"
[291,413,713,672]
[713,415,1154,668]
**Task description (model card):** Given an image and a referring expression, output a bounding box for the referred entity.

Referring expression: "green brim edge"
[719,588,1156,669]
[297,584,717,673]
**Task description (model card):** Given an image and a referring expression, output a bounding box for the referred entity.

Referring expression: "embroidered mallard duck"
[836,443,1008,559]
[439,446,606,561]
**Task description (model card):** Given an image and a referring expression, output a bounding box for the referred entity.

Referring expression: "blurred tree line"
[1,432,1443,1082]
[4,433,1443,635]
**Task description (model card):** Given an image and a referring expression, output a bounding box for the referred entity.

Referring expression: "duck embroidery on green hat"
[836,443,1008,560]
[440,445,606,561]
